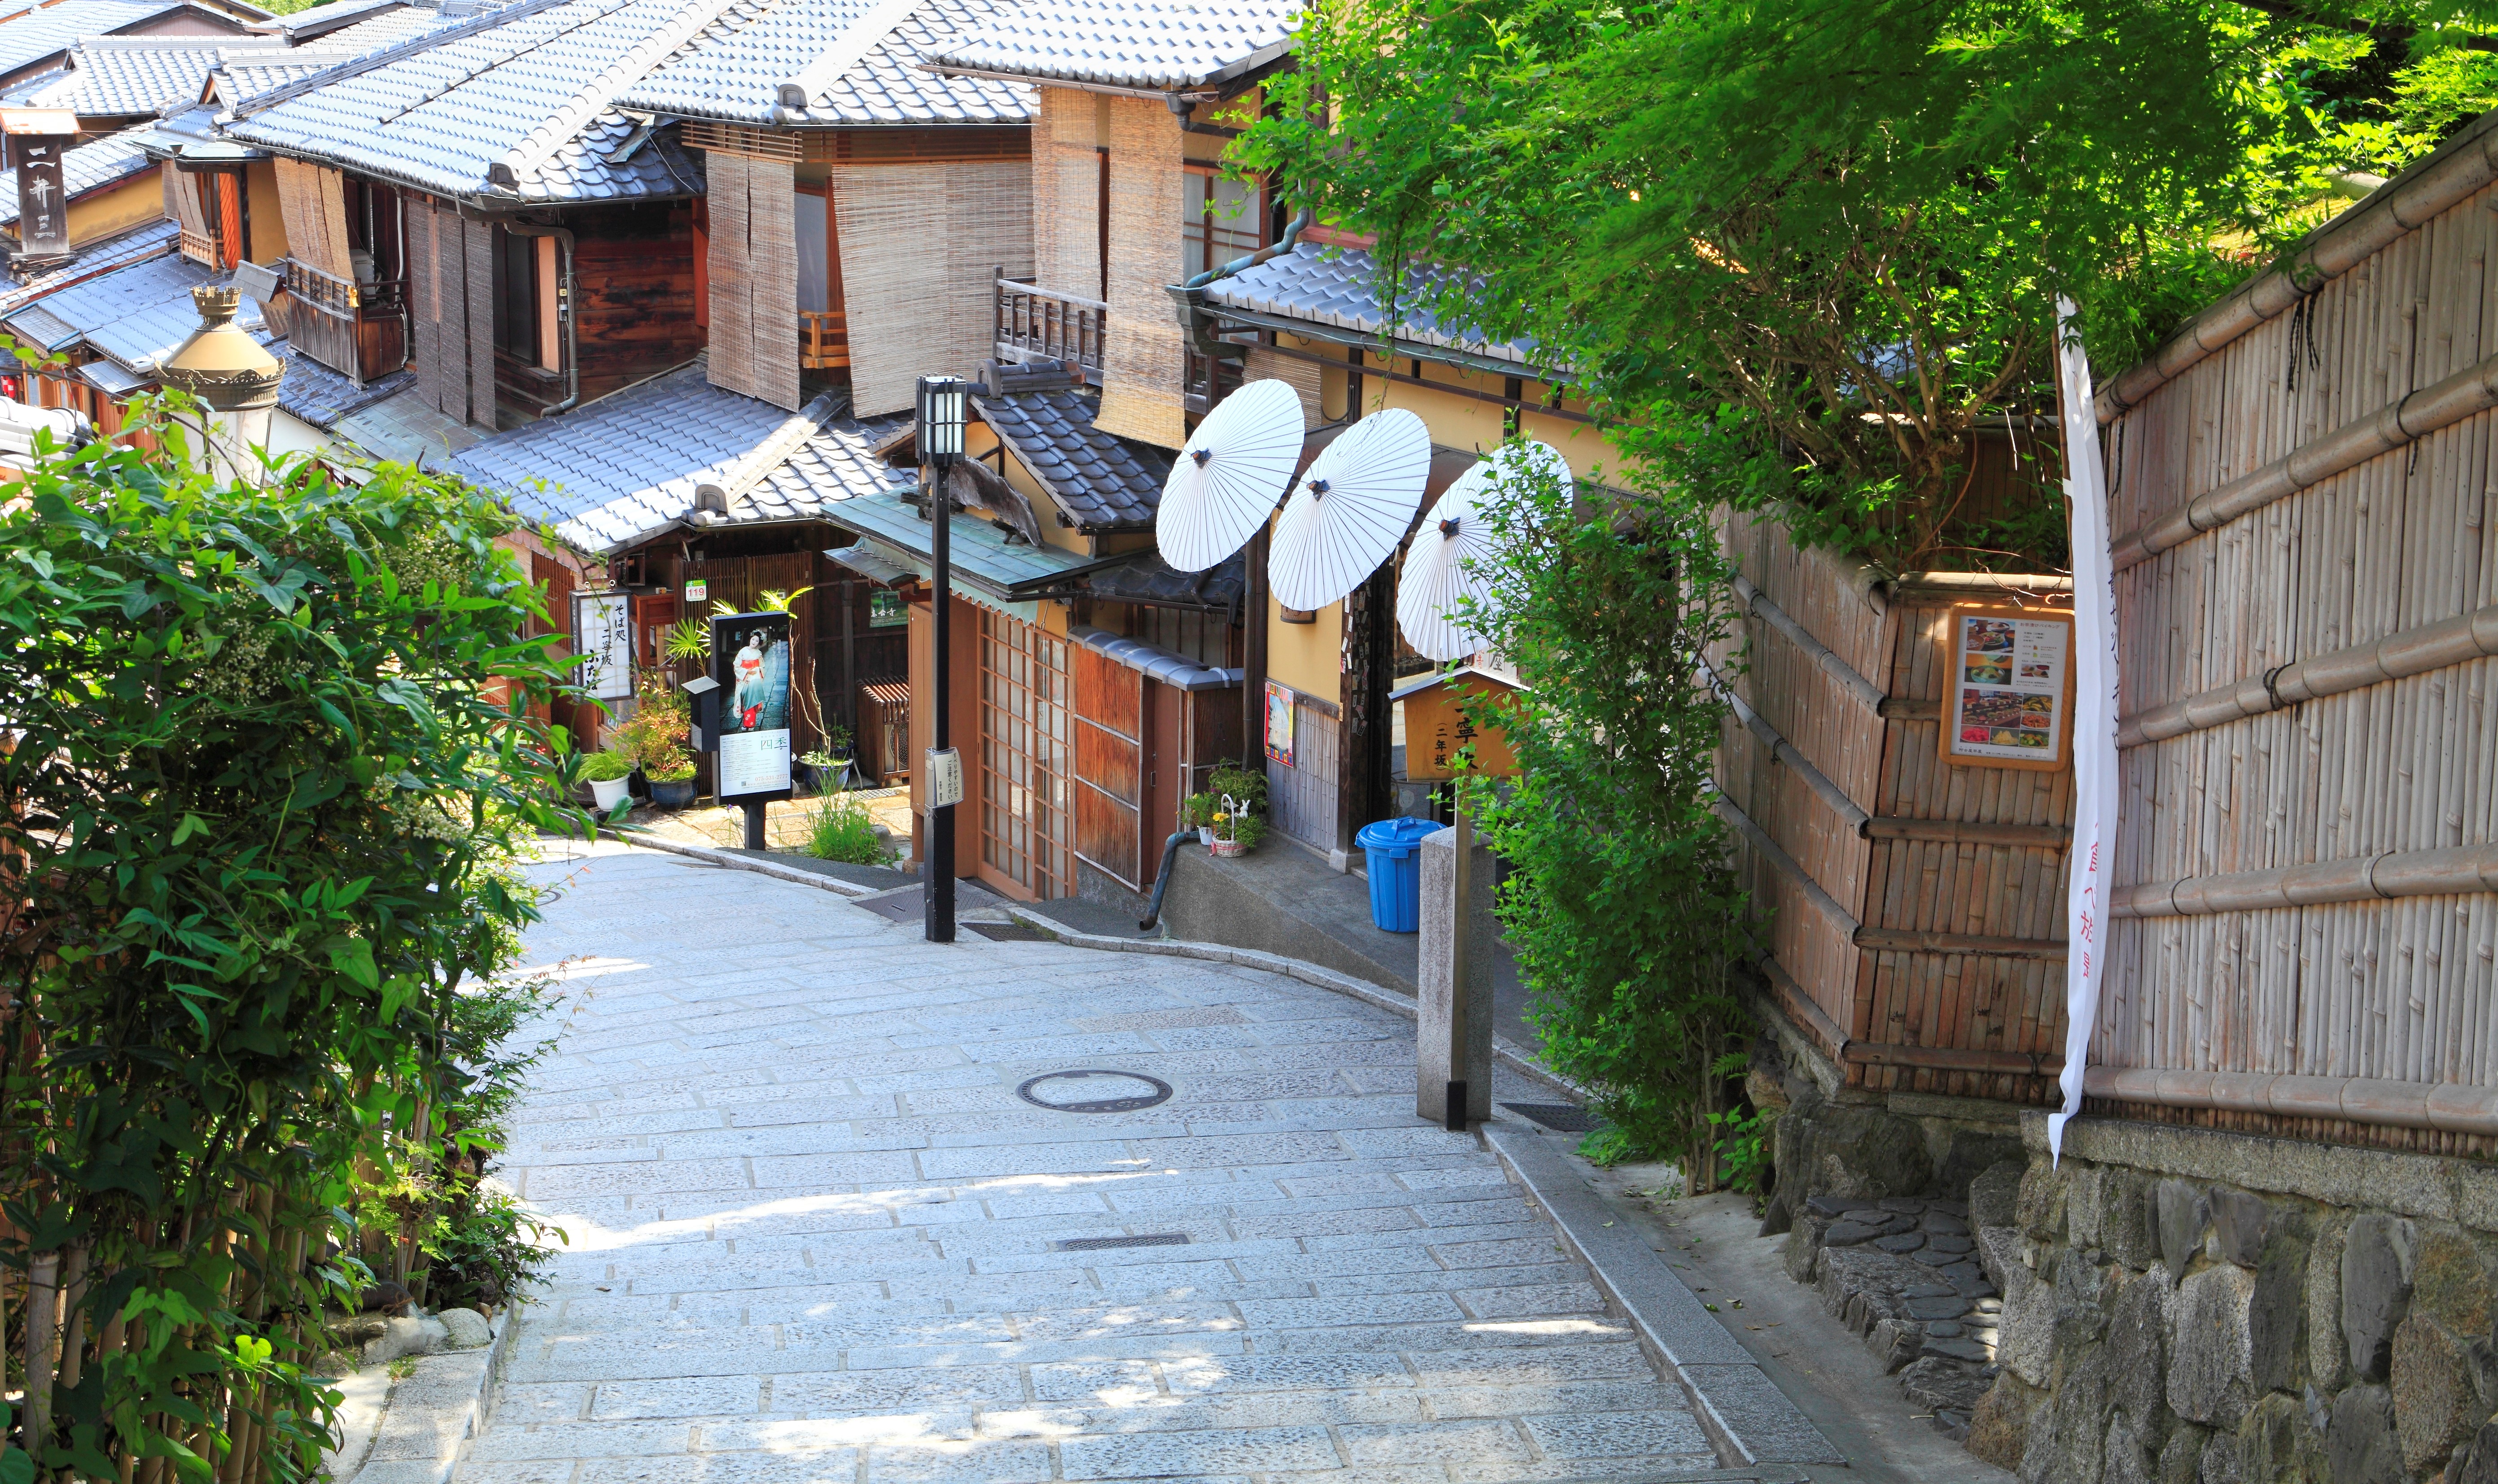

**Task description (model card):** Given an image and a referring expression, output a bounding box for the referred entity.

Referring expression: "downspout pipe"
[1138,829,1195,930]
[1184,204,1314,290]
[503,221,579,415]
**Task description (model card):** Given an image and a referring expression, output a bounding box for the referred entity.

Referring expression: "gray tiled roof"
[332,382,479,465]
[226,0,720,205]
[22,34,287,116]
[0,0,197,79]
[0,218,177,314]
[920,0,1298,91]
[973,387,1169,531]
[623,0,1026,127]
[824,490,1098,603]
[0,127,157,234]
[0,249,266,374]
[1080,547,1241,609]
[444,358,910,551]
[1204,242,1540,368]
[309,4,460,51]
[268,340,414,427]
[210,46,363,103]
[246,0,403,40]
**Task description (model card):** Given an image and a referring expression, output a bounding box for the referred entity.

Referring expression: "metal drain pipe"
[1137,829,1195,930]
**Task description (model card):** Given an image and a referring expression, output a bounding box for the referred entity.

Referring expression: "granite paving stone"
[456,840,1731,1484]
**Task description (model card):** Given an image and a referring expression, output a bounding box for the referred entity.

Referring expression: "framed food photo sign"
[1938,604,2076,772]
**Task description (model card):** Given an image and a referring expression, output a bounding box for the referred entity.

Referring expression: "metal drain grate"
[967,922,1044,941]
[1051,1233,1190,1253]
[1501,1101,1607,1133]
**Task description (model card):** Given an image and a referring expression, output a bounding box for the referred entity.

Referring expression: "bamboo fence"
[1728,109,2498,1147]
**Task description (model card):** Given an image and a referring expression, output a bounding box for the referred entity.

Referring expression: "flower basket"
[1210,838,1247,858]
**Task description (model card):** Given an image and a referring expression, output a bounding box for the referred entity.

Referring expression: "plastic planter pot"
[589,776,631,811]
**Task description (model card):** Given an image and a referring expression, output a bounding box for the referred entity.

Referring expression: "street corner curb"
[1481,1124,1846,1471]
[999,903,1596,1102]
[612,830,877,898]
[343,1308,516,1484]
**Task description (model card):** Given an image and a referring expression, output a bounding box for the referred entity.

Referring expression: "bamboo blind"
[1092,96,1188,450]
[702,152,802,411]
[1244,345,1321,423]
[165,168,213,260]
[2081,177,2498,1135]
[464,216,496,429]
[829,157,1033,416]
[1031,87,1104,300]
[272,159,354,282]
[706,151,757,401]
[411,200,438,412]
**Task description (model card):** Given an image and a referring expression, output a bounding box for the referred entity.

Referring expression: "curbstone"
[610,831,878,896]
[1480,1123,1844,1467]
[346,1309,515,1484]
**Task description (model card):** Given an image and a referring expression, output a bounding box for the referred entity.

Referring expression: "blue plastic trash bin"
[1356,816,1442,933]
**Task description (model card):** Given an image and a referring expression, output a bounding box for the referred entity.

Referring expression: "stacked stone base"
[1964,1115,2498,1484]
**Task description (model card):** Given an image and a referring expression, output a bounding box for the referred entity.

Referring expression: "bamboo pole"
[22,1249,57,1459]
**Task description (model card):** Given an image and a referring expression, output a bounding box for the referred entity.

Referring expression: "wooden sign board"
[1938,603,2075,772]
[1394,668,1524,781]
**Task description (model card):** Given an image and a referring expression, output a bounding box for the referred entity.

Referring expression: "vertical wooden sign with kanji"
[1393,668,1524,782]
[1,111,80,262]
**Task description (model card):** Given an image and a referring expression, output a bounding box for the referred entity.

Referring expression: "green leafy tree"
[1238,0,2498,567]
[1458,456,1755,1183]
[0,412,584,1483]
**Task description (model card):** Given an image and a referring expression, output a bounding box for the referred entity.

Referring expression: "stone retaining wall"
[1969,1117,2498,1484]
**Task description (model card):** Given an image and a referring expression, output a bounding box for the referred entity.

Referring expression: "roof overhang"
[1201,301,1562,384]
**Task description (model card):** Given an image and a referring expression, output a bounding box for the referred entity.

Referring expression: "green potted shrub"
[1183,790,1218,845]
[579,749,634,812]
[646,752,698,808]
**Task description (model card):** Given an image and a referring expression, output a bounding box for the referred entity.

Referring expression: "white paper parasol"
[1268,406,1432,612]
[1155,378,1308,573]
[1396,441,1572,661]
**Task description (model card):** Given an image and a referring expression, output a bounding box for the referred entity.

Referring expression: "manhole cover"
[1018,1069,1173,1113]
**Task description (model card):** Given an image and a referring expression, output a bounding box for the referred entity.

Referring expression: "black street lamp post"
[917,375,968,944]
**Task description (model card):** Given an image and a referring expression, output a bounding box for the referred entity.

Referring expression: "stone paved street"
[461,839,1730,1484]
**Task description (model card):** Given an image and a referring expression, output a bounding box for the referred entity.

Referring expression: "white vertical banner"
[2050,297,2121,1164]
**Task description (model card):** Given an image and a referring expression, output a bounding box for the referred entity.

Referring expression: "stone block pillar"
[1417,823,1496,1125]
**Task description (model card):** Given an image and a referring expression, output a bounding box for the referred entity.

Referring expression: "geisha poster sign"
[1939,604,2075,771]
[709,610,793,802]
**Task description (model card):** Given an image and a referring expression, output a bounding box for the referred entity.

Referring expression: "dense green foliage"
[1459,457,1755,1183]
[0,417,584,1483]
[1239,0,2498,568]
[803,794,892,865]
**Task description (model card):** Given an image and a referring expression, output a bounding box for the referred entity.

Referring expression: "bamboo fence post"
[22,1249,57,1460]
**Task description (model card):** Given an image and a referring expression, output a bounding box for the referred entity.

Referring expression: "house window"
[795,187,829,313]
[1181,169,1262,278]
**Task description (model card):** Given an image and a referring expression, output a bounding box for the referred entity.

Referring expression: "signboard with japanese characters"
[1939,604,2075,772]
[2,115,77,261]
[1393,668,1523,781]
[709,610,792,802]
[571,591,632,701]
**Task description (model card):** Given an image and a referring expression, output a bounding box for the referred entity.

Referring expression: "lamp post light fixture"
[156,286,282,485]
[916,374,969,945]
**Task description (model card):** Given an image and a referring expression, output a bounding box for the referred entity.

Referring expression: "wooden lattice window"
[978,609,1072,899]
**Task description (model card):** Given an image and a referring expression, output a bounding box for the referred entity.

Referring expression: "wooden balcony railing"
[801,309,849,370]
[280,257,407,388]
[177,227,219,267]
[995,272,1106,374]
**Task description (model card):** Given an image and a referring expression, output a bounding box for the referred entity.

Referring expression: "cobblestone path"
[457,839,1726,1484]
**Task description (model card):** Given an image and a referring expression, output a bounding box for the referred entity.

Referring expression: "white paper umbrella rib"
[1155,379,1308,573]
[1269,408,1433,611]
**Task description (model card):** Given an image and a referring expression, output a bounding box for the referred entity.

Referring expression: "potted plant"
[579,749,634,812]
[1209,794,1265,858]
[821,721,853,771]
[647,753,698,808]
[1183,791,1217,845]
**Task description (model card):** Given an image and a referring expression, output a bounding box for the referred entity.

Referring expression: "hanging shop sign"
[1392,668,1523,782]
[571,590,632,701]
[1264,680,1295,767]
[868,588,909,628]
[709,609,792,801]
[1939,604,2076,772]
